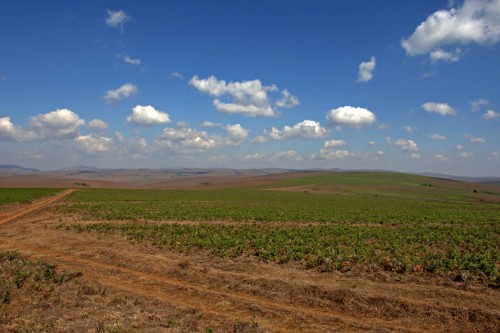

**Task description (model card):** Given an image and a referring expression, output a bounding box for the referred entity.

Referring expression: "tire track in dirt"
[0,236,431,333]
[0,189,75,225]
[0,190,433,332]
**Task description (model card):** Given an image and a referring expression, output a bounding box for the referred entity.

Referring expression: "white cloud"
[483,109,500,119]
[357,56,376,82]
[456,144,463,151]
[241,150,303,163]
[275,89,300,108]
[428,133,447,140]
[263,120,329,141]
[324,139,346,148]
[103,83,138,103]
[224,124,249,146]
[123,55,141,66]
[434,154,449,161]
[213,100,275,117]
[0,117,37,142]
[170,72,184,79]
[29,108,85,140]
[88,119,108,132]
[430,48,461,63]
[155,124,248,154]
[201,121,222,127]
[127,105,171,126]
[470,98,489,112]
[465,134,486,143]
[385,137,419,152]
[402,0,500,60]
[252,136,269,144]
[326,106,377,128]
[422,102,456,116]
[189,75,298,117]
[368,141,376,146]
[318,148,358,160]
[404,125,417,133]
[75,134,113,154]
[106,10,130,32]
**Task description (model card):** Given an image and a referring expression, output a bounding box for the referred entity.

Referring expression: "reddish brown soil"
[0,191,499,332]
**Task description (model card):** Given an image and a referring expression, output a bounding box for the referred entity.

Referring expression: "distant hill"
[420,172,500,186]
[0,165,40,173]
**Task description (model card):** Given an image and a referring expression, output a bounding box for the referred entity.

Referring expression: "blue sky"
[1,0,499,176]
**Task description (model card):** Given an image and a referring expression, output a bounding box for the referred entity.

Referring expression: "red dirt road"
[0,190,498,332]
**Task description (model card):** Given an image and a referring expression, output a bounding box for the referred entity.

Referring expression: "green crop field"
[55,172,499,285]
[0,188,61,208]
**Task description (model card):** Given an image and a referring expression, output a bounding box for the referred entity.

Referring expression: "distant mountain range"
[0,165,40,173]
[1,164,499,186]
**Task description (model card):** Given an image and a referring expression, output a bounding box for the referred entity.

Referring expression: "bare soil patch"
[0,191,498,332]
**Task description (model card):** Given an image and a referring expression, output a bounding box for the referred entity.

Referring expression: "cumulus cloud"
[189,75,298,117]
[106,10,130,32]
[428,133,447,140]
[368,141,376,146]
[357,56,376,82]
[430,48,461,63]
[318,148,359,160]
[29,108,85,140]
[483,109,500,119]
[465,134,486,143]
[422,102,456,116]
[275,89,300,108]
[262,120,329,141]
[155,124,248,154]
[88,119,108,132]
[0,117,37,142]
[127,105,171,126]
[103,83,138,104]
[324,139,346,148]
[385,137,419,153]
[326,106,377,128]
[402,0,500,61]
[75,134,113,154]
[470,98,489,112]
[241,150,303,163]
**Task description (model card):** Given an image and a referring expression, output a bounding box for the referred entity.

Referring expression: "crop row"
[66,222,499,284]
[59,188,499,225]
[0,188,61,208]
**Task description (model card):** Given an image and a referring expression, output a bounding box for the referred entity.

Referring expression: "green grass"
[54,172,499,283]
[67,222,498,282]
[60,174,499,225]
[0,188,61,209]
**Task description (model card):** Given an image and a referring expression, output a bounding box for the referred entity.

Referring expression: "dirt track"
[1,190,499,332]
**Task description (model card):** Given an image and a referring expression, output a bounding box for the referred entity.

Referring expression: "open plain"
[0,171,499,332]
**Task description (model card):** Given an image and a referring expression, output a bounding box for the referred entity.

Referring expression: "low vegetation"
[0,188,60,208]
[55,173,499,285]
[0,251,81,305]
